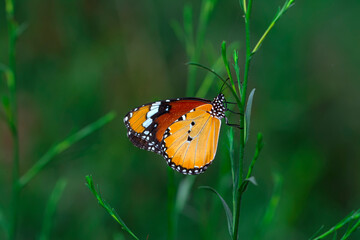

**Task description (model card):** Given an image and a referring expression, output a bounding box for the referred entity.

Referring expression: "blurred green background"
[0,0,360,239]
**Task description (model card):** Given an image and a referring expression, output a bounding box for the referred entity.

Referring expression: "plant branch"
[0,206,8,239]
[86,175,139,240]
[252,0,295,55]
[4,0,19,238]
[19,112,116,188]
[311,209,360,240]
[167,168,176,240]
[39,179,67,240]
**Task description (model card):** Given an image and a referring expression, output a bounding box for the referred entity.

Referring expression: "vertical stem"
[241,0,252,105]
[233,0,252,239]
[5,0,20,239]
[167,168,176,240]
[233,117,245,240]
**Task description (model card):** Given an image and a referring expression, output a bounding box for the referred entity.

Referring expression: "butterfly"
[123,94,228,175]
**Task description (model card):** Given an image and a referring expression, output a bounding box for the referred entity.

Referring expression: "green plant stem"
[241,0,252,105]
[186,0,217,96]
[0,205,9,239]
[19,111,115,188]
[5,0,19,239]
[167,168,176,240]
[311,209,360,240]
[39,179,67,240]
[341,218,360,239]
[233,1,252,239]
[86,176,139,240]
[252,0,295,55]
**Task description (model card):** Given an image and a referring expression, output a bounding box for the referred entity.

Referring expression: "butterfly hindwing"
[161,104,222,174]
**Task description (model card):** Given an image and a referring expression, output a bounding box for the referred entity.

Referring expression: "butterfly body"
[124,94,226,175]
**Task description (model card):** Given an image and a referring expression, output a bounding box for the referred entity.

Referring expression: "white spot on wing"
[147,109,158,118]
[142,118,152,128]
[150,105,160,111]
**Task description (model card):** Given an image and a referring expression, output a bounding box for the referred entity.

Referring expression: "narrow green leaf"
[309,226,325,240]
[252,0,295,54]
[0,63,9,73]
[255,173,282,240]
[245,133,263,180]
[311,209,360,240]
[233,50,242,99]
[183,4,194,57]
[245,176,258,186]
[85,175,139,240]
[19,111,116,188]
[176,176,196,214]
[199,186,233,239]
[227,128,235,190]
[1,96,10,120]
[221,41,233,85]
[244,88,255,143]
[39,178,67,240]
[15,22,28,37]
[341,211,360,239]
[196,42,240,98]
[0,206,8,239]
[170,20,185,44]
[332,231,337,240]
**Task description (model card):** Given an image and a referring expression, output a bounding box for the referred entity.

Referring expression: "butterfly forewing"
[124,94,226,175]
[124,98,210,154]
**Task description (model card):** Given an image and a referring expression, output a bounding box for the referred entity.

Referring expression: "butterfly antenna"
[187,62,227,85]
[219,77,230,95]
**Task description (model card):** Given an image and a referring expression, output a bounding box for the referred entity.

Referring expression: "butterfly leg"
[226,108,244,115]
[225,116,243,129]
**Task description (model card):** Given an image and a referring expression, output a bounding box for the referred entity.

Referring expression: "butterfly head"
[210,94,226,119]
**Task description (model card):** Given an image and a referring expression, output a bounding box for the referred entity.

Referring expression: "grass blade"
[196,42,240,98]
[183,3,194,57]
[244,88,255,143]
[85,175,139,240]
[311,209,360,240]
[254,173,282,240]
[340,210,360,240]
[233,50,242,99]
[252,0,295,54]
[39,178,67,240]
[176,176,196,214]
[246,133,263,179]
[199,186,233,239]
[221,41,234,91]
[19,111,116,188]
[0,206,9,240]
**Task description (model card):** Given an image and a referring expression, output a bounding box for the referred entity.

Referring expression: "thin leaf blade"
[85,175,139,240]
[39,178,67,240]
[244,88,255,143]
[199,186,233,239]
[19,111,116,188]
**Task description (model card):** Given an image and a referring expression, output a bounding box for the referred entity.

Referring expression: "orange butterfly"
[124,94,227,175]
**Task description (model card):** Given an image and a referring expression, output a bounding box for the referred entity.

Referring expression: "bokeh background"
[0,0,359,239]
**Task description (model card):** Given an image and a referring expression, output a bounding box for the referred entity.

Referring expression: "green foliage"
[0,0,359,239]
[39,179,67,240]
[19,111,116,188]
[310,209,360,240]
[85,176,139,240]
[199,186,233,239]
